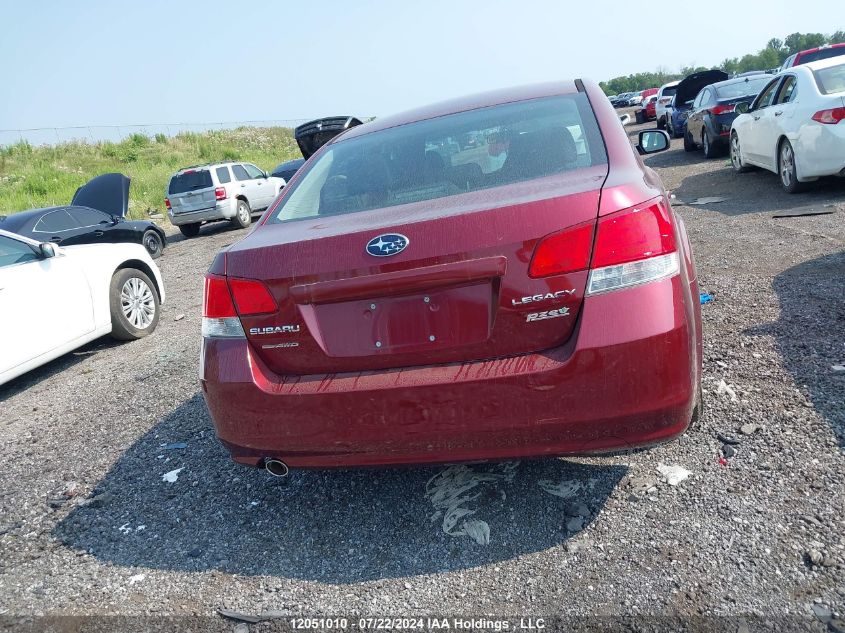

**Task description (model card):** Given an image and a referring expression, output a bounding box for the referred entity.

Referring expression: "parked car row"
[625,43,845,193]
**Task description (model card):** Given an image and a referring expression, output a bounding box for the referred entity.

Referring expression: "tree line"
[599,31,845,95]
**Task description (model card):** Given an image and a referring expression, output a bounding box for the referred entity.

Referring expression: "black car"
[294,116,363,159]
[0,173,166,258]
[684,74,771,157]
[270,158,306,182]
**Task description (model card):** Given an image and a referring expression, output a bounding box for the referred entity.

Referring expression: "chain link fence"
[0,120,312,147]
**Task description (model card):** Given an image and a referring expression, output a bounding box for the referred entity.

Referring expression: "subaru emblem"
[366,233,409,257]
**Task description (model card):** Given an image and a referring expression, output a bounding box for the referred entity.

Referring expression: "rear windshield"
[270,94,607,223]
[661,86,677,97]
[813,62,845,95]
[800,47,845,65]
[168,170,213,194]
[715,77,771,100]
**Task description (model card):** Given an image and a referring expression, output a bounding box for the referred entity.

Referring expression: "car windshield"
[270,94,607,224]
[715,77,771,100]
[813,62,845,95]
[168,170,213,194]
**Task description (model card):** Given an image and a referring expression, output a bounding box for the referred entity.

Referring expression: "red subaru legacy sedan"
[200,79,702,473]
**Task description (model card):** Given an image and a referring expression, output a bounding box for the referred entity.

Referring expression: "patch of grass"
[0,127,300,221]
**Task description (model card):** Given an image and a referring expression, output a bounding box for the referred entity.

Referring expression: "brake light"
[202,274,244,338]
[812,107,845,124]
[164,198,171,210]
[710,104,736,116]
[228,278,277,315]
[203,275,236,318]
[215,187,227,200]
[586,200,679,295]
[528,223,594,278]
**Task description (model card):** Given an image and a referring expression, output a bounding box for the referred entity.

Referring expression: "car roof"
[659,80,681,89]
[339,80,578,141]
[174,162,243,174]
[802,55,845,71]
[797,42,845,58]
[711,75,770,89]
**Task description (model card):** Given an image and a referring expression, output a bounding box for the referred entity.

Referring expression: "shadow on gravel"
[54,395,627,583]
[0,338,122,403]
[751,251,845,448]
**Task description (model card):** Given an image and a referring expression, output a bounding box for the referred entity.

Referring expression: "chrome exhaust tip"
[264,459,289,477]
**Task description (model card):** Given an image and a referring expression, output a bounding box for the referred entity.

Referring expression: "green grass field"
[0,127,301,222]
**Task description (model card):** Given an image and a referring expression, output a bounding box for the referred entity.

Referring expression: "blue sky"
[0,0,837,130]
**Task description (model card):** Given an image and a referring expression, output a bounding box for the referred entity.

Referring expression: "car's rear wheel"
[110,268,160,340]
[702,128,718,159]
[657,116,666,130]
[683,129,696,152]
[179,223,201,238]
[142,230,164,259]
[730,132,751,173]
[779,139,805,194]
[232,199,252,229]
[635,109,645,124]
[666,118,674,137]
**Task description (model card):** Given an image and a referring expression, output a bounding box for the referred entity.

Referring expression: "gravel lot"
[1,113,844,631]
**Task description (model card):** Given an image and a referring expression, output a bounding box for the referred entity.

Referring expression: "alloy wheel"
[780,143,794,188]
[120,277,156,329]
[731,135,741,170]
[238,202,250,223]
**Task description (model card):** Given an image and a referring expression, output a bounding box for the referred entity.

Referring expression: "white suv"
[165,162,285,237]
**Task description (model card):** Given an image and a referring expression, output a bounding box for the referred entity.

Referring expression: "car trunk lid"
[225,168,606,375]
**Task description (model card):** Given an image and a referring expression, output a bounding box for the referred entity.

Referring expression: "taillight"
[812,107,845,124]
[164,198,171,210]
[215,187,227,200]
[228,278,277,315]
[528,223,594,278]
[710,104,735,116]
[202,274,244,338]
[586,199,679,295]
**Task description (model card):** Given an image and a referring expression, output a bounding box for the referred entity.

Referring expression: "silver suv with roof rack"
[165,162,285,237]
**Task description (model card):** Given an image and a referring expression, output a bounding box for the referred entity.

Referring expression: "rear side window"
[232,165,250,181]
[270,94,607,223]
[68,208,111,227]
[216,166,232,183]
[813,63,845,95]
[33,209,78,233]
[168,170,213,194]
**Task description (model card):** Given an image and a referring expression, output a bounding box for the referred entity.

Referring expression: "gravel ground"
[1,114,844,631]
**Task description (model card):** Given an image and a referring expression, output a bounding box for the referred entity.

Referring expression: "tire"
[683,129,697,152]
[779,139,806,194]
[142,230,164,259]
[730,132,751,173]
[231,199,252,229]
[702,129,719,159]
[666,118,674,138]
[109,268,160,341]
[657,116,666,130]
[178,223,200,238]
[635,110,645,124]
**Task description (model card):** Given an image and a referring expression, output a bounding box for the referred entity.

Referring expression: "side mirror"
[636,129,671,155]
[39,243,57,259]
[735,102,750,114]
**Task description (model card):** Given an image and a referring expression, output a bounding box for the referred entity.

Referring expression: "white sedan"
[0,229,165,386]
[730,57,845,192]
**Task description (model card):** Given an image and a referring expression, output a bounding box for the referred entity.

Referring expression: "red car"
[200,79,703,473]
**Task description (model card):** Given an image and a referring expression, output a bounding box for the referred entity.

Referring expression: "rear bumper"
[201,275,701,469]
[796,126,845,180]
[168,199,236,225]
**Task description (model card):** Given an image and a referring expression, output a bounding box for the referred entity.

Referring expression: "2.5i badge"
[526,307,570,322]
